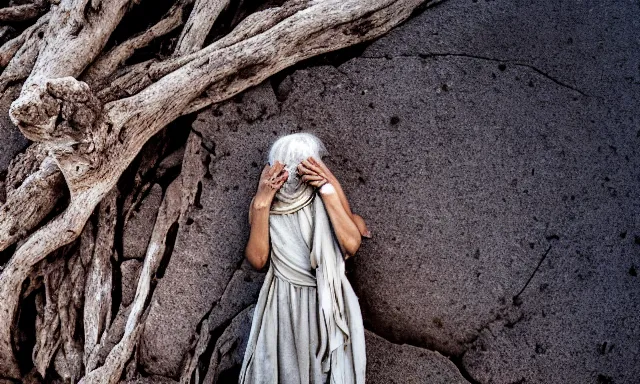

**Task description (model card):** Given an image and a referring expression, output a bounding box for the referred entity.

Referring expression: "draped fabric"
[238,191,366,384]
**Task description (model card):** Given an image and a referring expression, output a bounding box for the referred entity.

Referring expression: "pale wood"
[0,12,49,70]
[173,0,230,56]
[0,156,65,252]
[0,14,50,91]
[83,190,117,372]
[32,256,64,377]
[82,1,192,89]
[79,132,207,384]
[0,0,428,378]
[0,1,47,23]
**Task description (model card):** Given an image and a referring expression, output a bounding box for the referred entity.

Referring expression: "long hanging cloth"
[239,187,366,384]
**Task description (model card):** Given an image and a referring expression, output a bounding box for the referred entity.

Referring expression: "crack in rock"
[360,51,590,97]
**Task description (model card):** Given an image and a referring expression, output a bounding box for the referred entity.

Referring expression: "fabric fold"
[239,191,365,384]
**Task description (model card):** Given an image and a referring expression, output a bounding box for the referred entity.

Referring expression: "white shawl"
[240,184,366,383]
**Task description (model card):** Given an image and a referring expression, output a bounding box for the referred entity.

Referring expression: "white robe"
[238,192,366,384]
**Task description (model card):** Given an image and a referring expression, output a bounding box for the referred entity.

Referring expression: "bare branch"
[0,0,426,378]
[0,156,66,252]
[0,26,13,42]
[0,14,48,68]
[0,1,48,23]
[97,0,308,102]
[0,191,96,378]
[0,13,50,90]
[173,0,229,56]
[82,1,192,89]
[32,256,65,377]
[79,133,206,384]
[17,0,131,100]
[56,219,94,382]
[83,190,117,372]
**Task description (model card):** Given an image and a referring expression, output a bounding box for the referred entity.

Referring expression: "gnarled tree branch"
[0,0,428,379]
[173,0,229,56]
[0,1,48,23]
[82,0,193,89]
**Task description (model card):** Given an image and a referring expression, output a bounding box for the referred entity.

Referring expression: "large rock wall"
[133,0,639,383]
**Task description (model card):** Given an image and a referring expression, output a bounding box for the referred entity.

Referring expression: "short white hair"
[267,132,328,196]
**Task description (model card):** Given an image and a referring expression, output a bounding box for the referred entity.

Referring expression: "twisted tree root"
[0,0,428,378]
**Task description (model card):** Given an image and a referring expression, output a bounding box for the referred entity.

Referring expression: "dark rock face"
[138,87,278,376]
[138,0,640,382]
[365,330,467,384]
[202,304,256,384]
[122,184,163,260]
[122,376,178,384]
[0,85,29,173]
[120,260,142,307]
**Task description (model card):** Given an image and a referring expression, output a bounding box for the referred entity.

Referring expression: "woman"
[239,133,369,384]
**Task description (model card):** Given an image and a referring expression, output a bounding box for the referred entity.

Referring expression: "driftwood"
[0,0,436,380]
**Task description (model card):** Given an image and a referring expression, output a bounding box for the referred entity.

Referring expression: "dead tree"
[0,0,438,381]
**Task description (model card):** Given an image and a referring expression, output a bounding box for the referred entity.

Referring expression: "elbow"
[245,245,268,270]
[343,235,362,259]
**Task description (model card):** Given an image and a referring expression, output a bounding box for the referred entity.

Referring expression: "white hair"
[267,132,328,197]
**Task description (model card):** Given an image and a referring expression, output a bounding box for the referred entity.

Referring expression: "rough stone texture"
[202,304,255,384]
[205,260,265,338]
[93,304,132,369]
[0,84,29,173]
[358,1,639,383]
[0,178,5,204]
[365,330,468,384]
[122,184,163,260]
[139,87,278,377]
[137,0,640,383]
[120,259,142,307]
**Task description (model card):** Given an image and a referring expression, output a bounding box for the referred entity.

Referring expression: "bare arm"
[318,183,362,258]
[299,157,370,237]
[245,161,288,270]
[298,157,366,258]
[319,162,371,238]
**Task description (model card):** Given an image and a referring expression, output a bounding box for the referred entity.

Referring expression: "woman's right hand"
[247,161,287,269]
[253,161,288,209]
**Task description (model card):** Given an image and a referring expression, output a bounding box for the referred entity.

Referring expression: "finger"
[273,161,285,174]
[302,174,323,183]
[266,163,277,177]
[273,172,288,187]
[297,163,317,176]
[261,163,271,176]
[275,179,286,188]
[308,156,321,166]
[268,161,284,177]
[268,170,287,184]
[277,170,289,182]
[311,157,328,171]
[302,158,323,175]
[276,166,288,178]
[309,179,327,188]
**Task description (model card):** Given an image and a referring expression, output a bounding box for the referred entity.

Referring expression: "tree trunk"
[0,0,439,381]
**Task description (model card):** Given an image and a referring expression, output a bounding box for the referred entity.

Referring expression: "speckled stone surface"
[0,85,29,173]
[138,0,640,382]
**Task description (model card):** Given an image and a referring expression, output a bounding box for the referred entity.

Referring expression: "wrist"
[319,182,336,195]
[252,195,273,210]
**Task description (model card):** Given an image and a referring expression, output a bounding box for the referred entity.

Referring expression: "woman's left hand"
[297,156,333,188]
[298,156,371,244]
